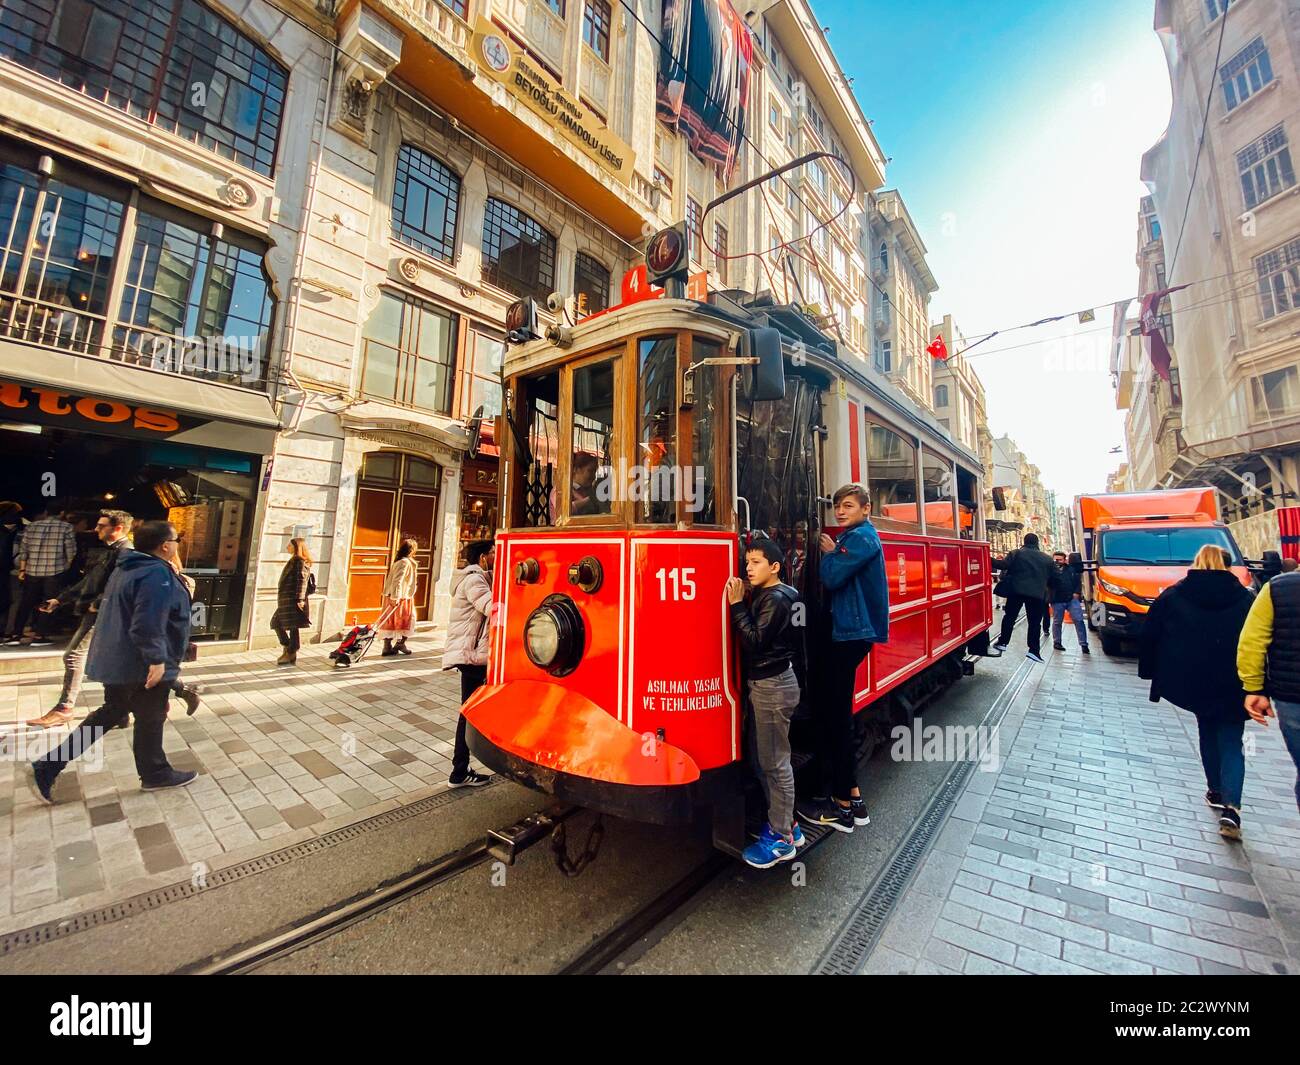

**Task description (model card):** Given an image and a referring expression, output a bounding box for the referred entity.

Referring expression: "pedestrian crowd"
[18,510,491,804]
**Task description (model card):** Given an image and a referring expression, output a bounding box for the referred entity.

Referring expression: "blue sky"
[814,0,1173,501]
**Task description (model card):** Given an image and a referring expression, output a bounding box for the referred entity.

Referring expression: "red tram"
[463,235,993,856]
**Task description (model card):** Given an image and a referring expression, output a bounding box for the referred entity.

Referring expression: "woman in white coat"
[441,539,494,787]
[378,538,419,656]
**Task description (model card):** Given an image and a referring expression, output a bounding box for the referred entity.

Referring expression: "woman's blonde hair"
[288,537,313,565]
[1191,544,1230,571]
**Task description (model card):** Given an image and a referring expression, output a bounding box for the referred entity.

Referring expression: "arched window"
[1,0,289,176]
[392,145,461,263]
[878,241,889,274]
[574,251,610,315]
[481,197,557,302]
[934,384,949,408]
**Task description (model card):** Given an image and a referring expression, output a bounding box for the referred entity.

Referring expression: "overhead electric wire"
[1166,0,1233,283]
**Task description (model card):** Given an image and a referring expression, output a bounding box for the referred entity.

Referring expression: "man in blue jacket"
[32,520,196,801]
[798,484,890,834]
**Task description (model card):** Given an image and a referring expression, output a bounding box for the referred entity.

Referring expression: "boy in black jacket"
[727,537,804,868]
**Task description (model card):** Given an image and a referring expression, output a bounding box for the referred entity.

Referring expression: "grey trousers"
[749,666,800,837]
[57,613,96,708]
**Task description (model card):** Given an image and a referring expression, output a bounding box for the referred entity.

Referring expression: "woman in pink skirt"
[378,538,419,656]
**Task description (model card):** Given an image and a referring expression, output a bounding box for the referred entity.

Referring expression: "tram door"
[345,452,441,625]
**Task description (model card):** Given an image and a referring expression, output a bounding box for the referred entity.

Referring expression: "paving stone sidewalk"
[0,637,472,936]
[866,645,1300,976]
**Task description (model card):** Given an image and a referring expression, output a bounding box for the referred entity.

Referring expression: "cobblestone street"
[0,640,468,936]
[866,646,1300,975]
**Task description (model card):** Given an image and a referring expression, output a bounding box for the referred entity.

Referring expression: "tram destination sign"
[472,19,635,183]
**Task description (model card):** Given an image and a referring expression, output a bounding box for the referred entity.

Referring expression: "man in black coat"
[993,533,1054,662]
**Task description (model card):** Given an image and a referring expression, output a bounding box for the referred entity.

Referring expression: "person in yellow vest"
[1237,569,1300,819]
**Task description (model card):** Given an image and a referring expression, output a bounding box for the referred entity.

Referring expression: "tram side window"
[519,371,559,527]
[866,422,922,534]
[957,467,979,540]
[689,337,720,524]
[638,335,678,524]
[570,360,616,518]
[921,449,956,533]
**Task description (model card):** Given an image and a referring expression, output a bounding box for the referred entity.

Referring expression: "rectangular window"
[393,145,461,263]
[875,339,892,373]
[867,421,920,534]
[686,197,702,264]
[689,336,719,524]
[1220,37,1274,112]
[464,329,503,420]
[481,197,556,302]
[1255,236,1300,320]
[714,222,728,285]
[637,335,678,524]
[0,158,125,355]
[1251,366,1300,417]
[1238,125,1295,209]
[570,358,617,518]
[518,371,560,527]
[574,251,610,316]
[1205,0,1229,22]
[934,384,949,408]
[360,291,457,414]
[769,99,781,132]
[115,204,274,385]
[582,0,611,62]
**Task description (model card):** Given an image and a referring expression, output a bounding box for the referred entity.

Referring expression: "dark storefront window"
[481,197,556,302]
[392,144,461,263]
[0,0,288,176]
[574,251,610,316]
[360,291,458,414]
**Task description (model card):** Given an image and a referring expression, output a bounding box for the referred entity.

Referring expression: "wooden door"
[397,490,439,621]
[346,486,397,625]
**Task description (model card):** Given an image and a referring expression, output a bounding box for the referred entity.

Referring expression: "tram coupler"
[487,805,577,865]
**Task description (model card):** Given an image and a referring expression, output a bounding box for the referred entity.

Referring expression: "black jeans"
[274,626,301,653]
[817,639,870,801]
[14,573,65,638]
[453,664,487,777]
[43,682,173,784]
[999,594,1046,656]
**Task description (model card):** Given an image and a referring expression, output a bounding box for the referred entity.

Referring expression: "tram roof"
[503,291,982,474]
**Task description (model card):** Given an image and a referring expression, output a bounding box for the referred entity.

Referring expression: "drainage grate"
[814,656,1038,975]
[0,779,498,956]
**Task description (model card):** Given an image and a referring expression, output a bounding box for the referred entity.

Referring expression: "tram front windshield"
[1098,527,1241,566]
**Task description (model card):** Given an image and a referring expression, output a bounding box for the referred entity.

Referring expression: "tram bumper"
[462,680,703,825]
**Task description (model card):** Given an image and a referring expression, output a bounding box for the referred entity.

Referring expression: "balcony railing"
[377,0,472,54]
[0,292,272,391]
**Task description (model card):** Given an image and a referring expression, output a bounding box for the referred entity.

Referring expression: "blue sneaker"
[791,822,807,848]
[743,825,797,869]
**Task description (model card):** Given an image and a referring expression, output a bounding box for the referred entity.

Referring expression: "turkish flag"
[927,335,949,361]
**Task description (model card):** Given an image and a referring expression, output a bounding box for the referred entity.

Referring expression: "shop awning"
[0,340,280,454]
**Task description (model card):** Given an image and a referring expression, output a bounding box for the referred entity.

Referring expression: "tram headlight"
[523,594,585,676]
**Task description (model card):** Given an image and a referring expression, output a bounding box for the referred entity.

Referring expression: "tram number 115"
[655,568,697,601]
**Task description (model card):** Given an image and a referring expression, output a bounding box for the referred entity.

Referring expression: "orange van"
[1072,488,1253,655]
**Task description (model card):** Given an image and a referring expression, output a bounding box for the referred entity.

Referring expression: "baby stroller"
[329,604,398,668]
